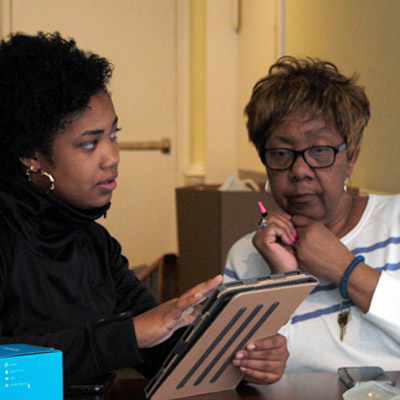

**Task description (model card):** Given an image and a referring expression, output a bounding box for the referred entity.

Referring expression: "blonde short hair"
[245,56,370,162]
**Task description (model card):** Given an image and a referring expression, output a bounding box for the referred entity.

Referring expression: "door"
[6,0,181,266]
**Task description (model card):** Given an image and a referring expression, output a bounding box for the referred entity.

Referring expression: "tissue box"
[176,184,280,293]
[0,344,63,399]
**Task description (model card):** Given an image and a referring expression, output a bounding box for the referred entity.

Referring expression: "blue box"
[0,344,62,399]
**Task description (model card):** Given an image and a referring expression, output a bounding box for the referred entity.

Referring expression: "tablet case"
[145,270,319,400]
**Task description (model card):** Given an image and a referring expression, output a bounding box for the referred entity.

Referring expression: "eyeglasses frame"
[263,142,347,171]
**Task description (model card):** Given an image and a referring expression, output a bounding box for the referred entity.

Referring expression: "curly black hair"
[0,31,113,176]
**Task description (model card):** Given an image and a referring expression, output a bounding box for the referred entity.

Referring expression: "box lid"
[0,344,60,358]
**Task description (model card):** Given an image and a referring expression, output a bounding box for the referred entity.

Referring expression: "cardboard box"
[175,185,279,293]
[0,344,62,399]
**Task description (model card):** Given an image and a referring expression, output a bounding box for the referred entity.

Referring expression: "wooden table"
[65,371,400,400]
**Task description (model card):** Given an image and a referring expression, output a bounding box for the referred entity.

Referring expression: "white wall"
[204,1,239,184]
[236,0,283,175]
[235,0,400,194]
[284,0,400,194]
[201,0,282,185]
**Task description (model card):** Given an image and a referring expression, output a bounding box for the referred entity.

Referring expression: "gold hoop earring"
[344,176,352,194]
[264,180,271,194]
[26,165,38,181]
[40,170,55,191]
[26,165,55,191]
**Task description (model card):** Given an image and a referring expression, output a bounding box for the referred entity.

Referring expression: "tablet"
[145,270,318,400]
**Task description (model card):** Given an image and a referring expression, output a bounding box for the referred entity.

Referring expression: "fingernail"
[284,213,292,219]
[292,233,296,243]
[235,352,244,359]
[247,343,256,351]
[294,229,298,237]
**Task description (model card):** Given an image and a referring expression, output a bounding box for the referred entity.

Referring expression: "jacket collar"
[0,174,110,258]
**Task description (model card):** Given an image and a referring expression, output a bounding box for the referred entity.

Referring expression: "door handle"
[118,138,170,154]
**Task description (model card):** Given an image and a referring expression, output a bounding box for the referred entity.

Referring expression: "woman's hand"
[252,211,299,273]
[292,215,380,312]
[133,275,223,348]
[232,334,289,385]
[291,215,354,282]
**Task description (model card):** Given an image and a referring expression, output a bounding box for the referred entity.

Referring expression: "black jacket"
[0,175,177,384]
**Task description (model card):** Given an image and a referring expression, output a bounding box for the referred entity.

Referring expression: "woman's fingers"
[256,211,297,247]
[269,213,297,245]
[232,334,289,385]
[134,275,223,348]
[176,274,223,309]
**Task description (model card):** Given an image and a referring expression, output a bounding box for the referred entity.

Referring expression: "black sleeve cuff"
[88,312,144,372]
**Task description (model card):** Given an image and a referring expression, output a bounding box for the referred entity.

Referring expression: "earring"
[264,180,271,194]
[26,165,38,181]
[344,176,352,194]
[26,166,55,191]
[40,170,55,191]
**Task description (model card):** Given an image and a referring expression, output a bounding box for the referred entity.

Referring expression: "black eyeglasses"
[263,142,347,171]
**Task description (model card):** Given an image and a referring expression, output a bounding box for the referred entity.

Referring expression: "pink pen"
[257,201,268,228]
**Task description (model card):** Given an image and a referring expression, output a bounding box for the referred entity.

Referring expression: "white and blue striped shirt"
[224,194,400,373]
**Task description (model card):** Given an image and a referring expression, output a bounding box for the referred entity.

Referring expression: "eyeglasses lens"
[265,147,335,170]
[306,147,334,166]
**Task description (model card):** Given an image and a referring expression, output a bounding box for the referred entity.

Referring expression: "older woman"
[224,56,400,373]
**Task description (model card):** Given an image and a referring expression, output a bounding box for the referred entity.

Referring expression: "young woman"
[0,32,288,387]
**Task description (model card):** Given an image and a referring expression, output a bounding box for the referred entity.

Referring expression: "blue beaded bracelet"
[339,255,365,299]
